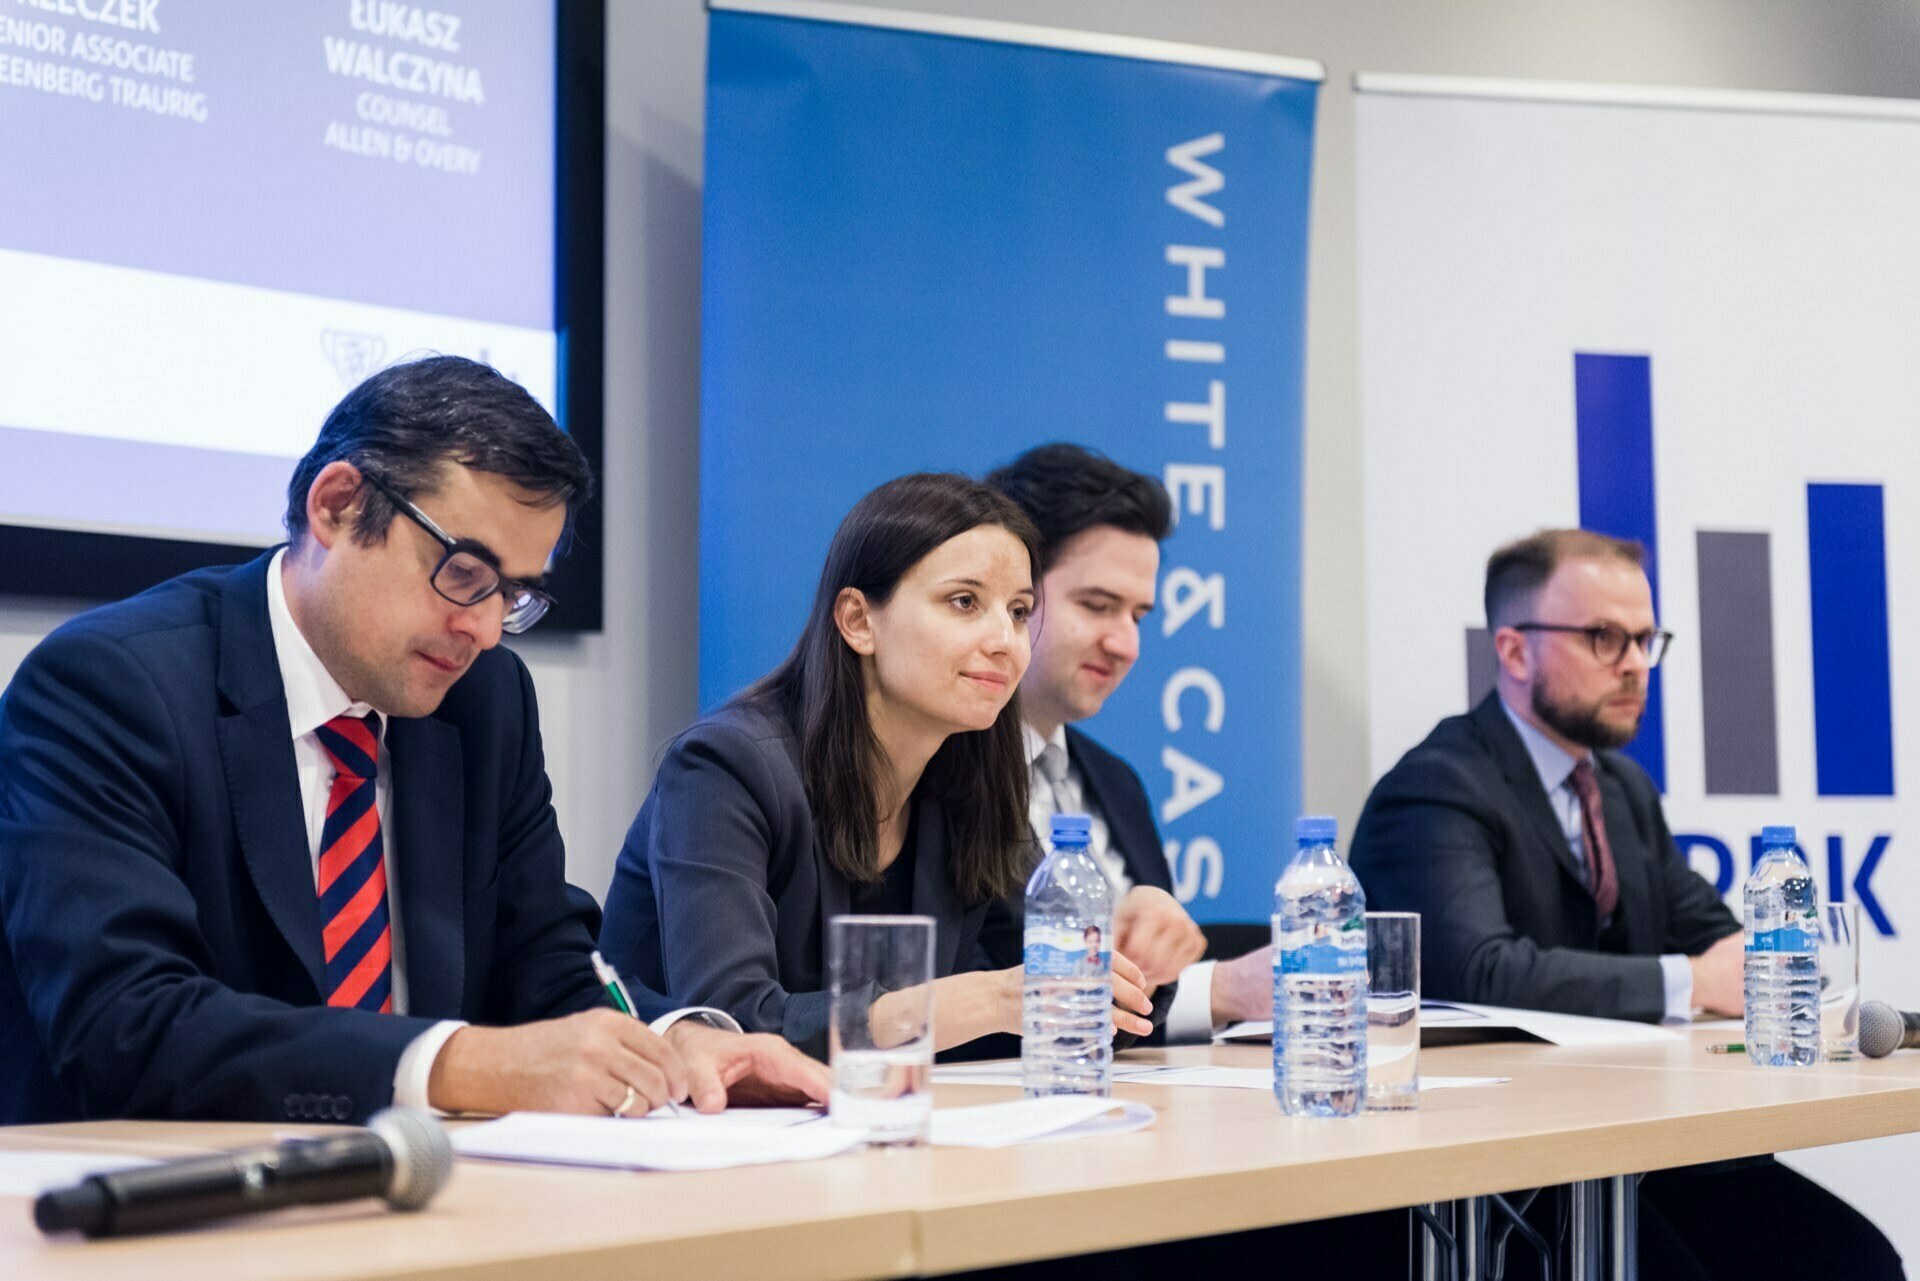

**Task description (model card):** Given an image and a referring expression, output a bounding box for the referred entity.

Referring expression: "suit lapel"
[909,793,966,975]
[1595,757,1655,946]
[1472,695,1592,895]
[214,554,325,997]
[387,716,465,1018]
[1067,728,1168,894]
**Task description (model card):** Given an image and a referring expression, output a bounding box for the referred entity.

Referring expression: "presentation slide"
[0,0,558,546]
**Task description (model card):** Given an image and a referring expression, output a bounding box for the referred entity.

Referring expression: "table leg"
[1457,1195,1485,1280]
[1416,1198,1491,1281]
[1569,1179,1606,1280]
[1608,1174,1638,1281]
[1418,1201,1454,1281]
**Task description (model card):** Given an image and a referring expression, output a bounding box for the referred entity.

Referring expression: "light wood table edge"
[910,1089,1920,1274]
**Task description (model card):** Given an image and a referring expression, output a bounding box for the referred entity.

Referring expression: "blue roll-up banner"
[700,1,1321,923]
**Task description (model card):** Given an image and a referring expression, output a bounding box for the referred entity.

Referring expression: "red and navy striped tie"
[316,713,393,1012]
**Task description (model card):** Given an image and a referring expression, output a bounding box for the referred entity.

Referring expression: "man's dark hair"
[1485,529,1646,629]
[284,355,594,545]
[985,443,1171,564]
[738,473,1040,906]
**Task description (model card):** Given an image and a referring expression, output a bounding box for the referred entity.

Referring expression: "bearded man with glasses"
[1350,528,1901,1281]
[0,356,827,1126]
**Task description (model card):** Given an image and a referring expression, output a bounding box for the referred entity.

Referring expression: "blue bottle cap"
[1295,815,1337,843]
[1050,814,1092,844]
[1760,824,1796,847]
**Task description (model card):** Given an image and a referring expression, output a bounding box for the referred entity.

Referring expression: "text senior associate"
[599,473,1156,1058]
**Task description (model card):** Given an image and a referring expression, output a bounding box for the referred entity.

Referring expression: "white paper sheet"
[450,1112,863,1172]
[931,1065,1506,1093]
[451,1096,1158,1171]
[928,1097,1156,1147]
[0,1151,156,1197]
[1216,1000,1681,1048]
[1689,1017,1744,1032]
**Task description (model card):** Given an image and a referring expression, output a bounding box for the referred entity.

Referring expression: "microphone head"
[367,1107,453,1211]
[1859,1000,1902,1059]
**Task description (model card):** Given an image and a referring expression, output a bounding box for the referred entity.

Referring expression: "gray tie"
[1035,741,1072,816]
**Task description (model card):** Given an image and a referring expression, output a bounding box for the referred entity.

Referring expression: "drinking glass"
[1819,902,1861,1061]
[829,915,936,1144]
[1365,912,1420,1111]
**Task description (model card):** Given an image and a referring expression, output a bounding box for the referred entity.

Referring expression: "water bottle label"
[1746,926,1818,954]
[1276,916,1367,976]
[1024,923,1111,978]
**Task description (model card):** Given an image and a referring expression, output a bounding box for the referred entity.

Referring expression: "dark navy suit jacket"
[599,701,991,1059]
[1349,693,1739,1022]
[975,726,1177,1043]
[0,552,657,1125]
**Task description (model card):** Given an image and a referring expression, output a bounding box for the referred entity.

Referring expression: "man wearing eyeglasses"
[1351,528,1742,1023]
[1349,528,1903,1281]
[0,356,828,1125]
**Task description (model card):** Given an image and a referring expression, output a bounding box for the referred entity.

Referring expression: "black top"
[599,700,993,1059]
[852,809,919,917]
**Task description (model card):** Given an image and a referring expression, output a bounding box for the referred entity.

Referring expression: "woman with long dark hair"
[600,473,1154,1055]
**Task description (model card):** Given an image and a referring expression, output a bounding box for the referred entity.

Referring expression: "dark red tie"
[315,713,392,1012]
[1568,758,1620,919]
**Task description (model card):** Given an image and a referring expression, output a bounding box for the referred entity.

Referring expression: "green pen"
[592,950,681,1116]
[1706,1042,1746,1054]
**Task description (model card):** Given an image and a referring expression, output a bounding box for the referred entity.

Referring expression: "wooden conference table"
[5,1028,1920,1281]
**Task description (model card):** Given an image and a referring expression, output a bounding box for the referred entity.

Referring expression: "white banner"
[1356,74,1920,1252]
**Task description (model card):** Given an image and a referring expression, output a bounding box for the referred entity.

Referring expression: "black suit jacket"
[599,701,991,1059]
[975,726,1177,1042]
[1349,693,1739,1022]
[0,552,651,1125]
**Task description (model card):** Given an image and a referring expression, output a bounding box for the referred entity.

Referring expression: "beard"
[1531,678,1643,751]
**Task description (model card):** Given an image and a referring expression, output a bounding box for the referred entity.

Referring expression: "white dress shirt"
[1023,722,1217,1042]
[1497,695,1692,1022]
[266,551,733,1112]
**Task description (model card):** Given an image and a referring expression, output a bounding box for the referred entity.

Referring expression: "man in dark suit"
[1351,529,1742,1020]
[1351,528,1901,1280]
[984,444,1269,1043]
[0,356,826,1125]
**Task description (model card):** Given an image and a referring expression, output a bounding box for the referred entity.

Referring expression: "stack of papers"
[1216,1001,1682,1049]
[450,1095,1156,1172]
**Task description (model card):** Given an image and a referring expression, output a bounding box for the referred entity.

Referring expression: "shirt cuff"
[394,1019,468,1113]
[649,1006,744,1036]
[1659,953,1694,1024]
[1163,960,1219,1043]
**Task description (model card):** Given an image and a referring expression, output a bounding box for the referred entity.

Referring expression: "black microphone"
[34,1107,452,1239]
[1858,1001,1920,1059]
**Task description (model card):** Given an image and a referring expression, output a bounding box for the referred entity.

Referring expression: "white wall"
[6,0,1920,905]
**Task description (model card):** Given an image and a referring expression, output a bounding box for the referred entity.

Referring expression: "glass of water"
[829,914,935,1145]
[1365,912,1420,1111]
[1819,902,1861,1061]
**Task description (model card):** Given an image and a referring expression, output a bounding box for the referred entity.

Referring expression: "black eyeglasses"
[1513,622,1673,667]
[360,471,556,634]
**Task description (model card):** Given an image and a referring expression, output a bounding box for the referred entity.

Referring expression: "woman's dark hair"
[739,473,1040,904]
[285,354,594,545]
[985,442,1171,566]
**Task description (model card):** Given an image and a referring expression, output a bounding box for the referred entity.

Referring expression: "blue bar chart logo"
[1465,352,1898,932]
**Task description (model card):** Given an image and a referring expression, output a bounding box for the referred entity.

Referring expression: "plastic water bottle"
[1022,813,1115,1097]
[1273,815,1368,1116]
[1744,824,1821,1067]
